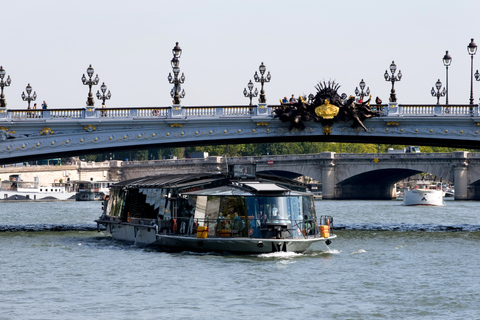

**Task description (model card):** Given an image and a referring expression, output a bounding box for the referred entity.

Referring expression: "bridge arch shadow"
[336,168,426,200]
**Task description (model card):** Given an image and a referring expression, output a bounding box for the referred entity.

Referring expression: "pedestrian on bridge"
[42,101,48,109]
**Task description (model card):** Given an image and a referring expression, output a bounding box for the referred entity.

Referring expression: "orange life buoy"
[172,219,177,232]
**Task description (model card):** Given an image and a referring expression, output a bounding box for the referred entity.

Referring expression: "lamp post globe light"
[467,38,477,105]
[243,80,258,105]
[82,64,100,106]
[355,79,370,102]
[168,42,186,105]
[254,62,271,104]
[21,83,37,109]
[384,61,402,103]
[0,65,12,108]
[96,82,111,107]
[431,79,446,105]
[442,50,452,105]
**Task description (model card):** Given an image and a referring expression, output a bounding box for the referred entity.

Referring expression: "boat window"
[108,188,125,217]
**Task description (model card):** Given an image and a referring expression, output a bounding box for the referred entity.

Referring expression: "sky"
[2,0,480,109]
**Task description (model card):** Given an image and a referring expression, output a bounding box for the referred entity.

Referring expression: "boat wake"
[0,224,105,232]
[336,223,480,232]
[257,251,303,259]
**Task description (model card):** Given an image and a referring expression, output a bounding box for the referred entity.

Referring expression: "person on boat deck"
[187,213,194,234]
[271,204,279,218]
[261,214,268,226]
[233,213,243,232]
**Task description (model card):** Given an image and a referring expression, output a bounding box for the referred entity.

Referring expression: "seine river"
[1,200,479,319]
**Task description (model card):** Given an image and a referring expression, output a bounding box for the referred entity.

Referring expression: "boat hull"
[101,221,334,254]
[403,189,444,206]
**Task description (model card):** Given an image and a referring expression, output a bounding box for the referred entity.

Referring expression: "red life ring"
[249,228,253,235]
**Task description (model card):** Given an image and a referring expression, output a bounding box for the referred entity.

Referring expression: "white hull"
[0,190,76,201]
[403,189,444,206]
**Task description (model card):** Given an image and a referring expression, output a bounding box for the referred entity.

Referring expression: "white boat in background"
[403,188,445,206]
[0,175,75,201]
[72,180,111,201]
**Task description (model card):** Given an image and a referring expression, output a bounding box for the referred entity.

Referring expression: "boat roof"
[111,173,225,189]
[180,181,308,197]
[109,172,310,195]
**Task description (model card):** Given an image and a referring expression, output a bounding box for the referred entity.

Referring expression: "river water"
[1,199,479,319]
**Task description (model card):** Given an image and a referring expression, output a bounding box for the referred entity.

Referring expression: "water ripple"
[0,224,105,232]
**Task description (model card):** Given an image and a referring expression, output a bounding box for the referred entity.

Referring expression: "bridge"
[1,102,480,165]
[117,151,480,201]
[3,152,479,200]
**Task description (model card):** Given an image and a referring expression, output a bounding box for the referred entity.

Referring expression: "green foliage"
[74,142,475,162]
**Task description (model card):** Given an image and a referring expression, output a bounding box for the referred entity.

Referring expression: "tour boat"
[403,187,445,206]
[72,180,111,201]
[0,175,75,201]
[95,164,335,254]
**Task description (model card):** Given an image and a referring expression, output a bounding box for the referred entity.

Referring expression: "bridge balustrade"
[399,105,475,116]
[50,109,84,119]
[1,103,479,121]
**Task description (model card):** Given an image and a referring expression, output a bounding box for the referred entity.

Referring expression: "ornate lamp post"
[442,51,452,105]
[0,66,12,108]
[82,64,100,106]
[254,62,271,103]
[384,61,402,102]
[468,38,477,105]
[96,82,111,106]
[431,79,446,105]
[243,80,258,105]
[21,83,37,109]
[355,79,370,102]
[168,42,185,105]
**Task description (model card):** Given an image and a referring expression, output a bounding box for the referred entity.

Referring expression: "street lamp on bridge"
[0,66,12,108]
[355,79,370,102]
[21,83,37,109]
[168,42,185,105]
[243,80,258,105]
[442,50,452,105]
[254,62,271,104]
[82,64,100,106]
[467,38,477,105]
[384,61,402,103]
[431,79,446,105]
[96,82,111,107]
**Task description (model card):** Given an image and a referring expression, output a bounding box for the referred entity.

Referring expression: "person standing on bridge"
[42,101,48,109]
[289,94,297,103]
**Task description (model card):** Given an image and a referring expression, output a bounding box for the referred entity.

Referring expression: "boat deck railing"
[159,215,333,239]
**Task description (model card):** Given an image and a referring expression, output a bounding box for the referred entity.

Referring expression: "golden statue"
[315,99,339,119]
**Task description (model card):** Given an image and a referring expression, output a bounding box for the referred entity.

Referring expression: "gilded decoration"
[322,125,333,135]
[84,125,96,132]
[315,99,339,119]
[170,123,183,128]
[40,127,54,135]
[256,122,269,126]
[273,80,380,134]
[386,121,399,126]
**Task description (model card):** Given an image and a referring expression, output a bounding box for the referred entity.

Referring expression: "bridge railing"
[391,104,478,117]
[1,103,479,120]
